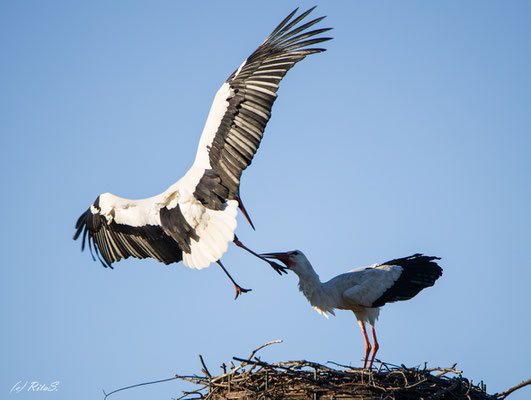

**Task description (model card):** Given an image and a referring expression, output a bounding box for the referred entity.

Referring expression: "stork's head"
[261,250,309,272]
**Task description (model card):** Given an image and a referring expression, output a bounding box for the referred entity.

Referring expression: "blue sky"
[2,1,530,399]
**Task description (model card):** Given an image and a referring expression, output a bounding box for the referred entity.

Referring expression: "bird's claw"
[234,285,252,300]
[266,259,288,275]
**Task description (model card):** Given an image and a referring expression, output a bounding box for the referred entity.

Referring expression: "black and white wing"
[192,7,332,203]
[341,254,442,309]
[371,254,443,307]
[73,195,188,268]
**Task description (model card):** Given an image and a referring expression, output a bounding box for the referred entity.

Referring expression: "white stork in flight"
[73,8,332,298]
[261,251,442,369]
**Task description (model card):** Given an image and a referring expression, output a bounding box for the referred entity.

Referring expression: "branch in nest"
[246,339,283,362]
[102,376,181,399]
[199,355,212,379]
[495,378,531,399]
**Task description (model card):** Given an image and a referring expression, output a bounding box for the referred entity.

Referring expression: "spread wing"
[73,196,184,268]
[193,7,332,198]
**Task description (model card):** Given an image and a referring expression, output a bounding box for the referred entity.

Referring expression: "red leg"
[357,320,372,369]
[368,324,379,369]
[233,236,287,275]
[216,260,251,300]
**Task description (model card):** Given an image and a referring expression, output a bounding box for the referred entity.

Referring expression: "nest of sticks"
[103,341,530,400]
[179,342,498,400]
[199,361,492,400]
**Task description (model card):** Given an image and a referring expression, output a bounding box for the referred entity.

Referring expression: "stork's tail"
[372,254,442,307]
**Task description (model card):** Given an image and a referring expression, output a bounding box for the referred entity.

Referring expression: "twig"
[326,360,358,370]
[233,357,291,370]
[425,363,462,376]
[495,378,531,399]
[205,340,284,385]
[199,355,212,379]
[103,376,180,399]
[246,339,283,361]
[174,390,205,400]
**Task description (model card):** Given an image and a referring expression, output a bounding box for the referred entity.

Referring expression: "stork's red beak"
[260,252,292,268]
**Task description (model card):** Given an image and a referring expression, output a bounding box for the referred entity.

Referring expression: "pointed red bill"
[260,252,292,268]
[235,194,255,230]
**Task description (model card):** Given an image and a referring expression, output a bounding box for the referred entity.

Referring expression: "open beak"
[260,252,291,268]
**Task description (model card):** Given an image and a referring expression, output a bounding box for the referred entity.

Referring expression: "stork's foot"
[367,325,379,369]
[233,285,252,300]
[216,260,251,300]
[263,258,288,275]
[366,358,380,370]
[233,237,288,275]
[234,285,253,300]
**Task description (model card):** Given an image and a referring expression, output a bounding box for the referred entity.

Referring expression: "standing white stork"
[73,8,332,298]
[261,251,442,369]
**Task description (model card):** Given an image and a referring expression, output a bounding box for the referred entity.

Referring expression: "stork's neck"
[293,260,324,302]
[291,257,336,317]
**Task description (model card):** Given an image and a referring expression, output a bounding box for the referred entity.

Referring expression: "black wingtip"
[73,209,89,240]
[384,253,442,266]
[372,253,443,307]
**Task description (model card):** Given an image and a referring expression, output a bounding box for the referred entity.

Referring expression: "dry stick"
[103,376,181,399]
[376,361,384,373]
[404,378,428,390]
[196,340,284,390]
[247,339,283,361]
[427,363,462,376]
[465,378,473,400]
[199,355,212,379]
[495,378,531,399]
[433,378,461,398]
[233,357,291,371]
[175,389,205,400]
[326,360,358,370]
